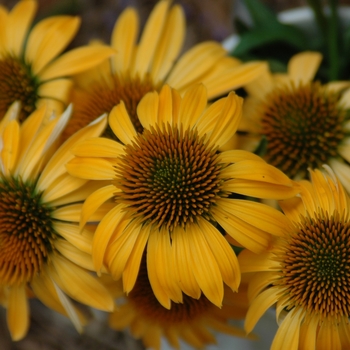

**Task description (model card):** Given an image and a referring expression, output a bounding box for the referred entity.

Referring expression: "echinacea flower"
[61,0,266,140]
[239,51,350,189]
[105,255,252,350]
[0,102,114,341]
[67,84,298,310]
[0,0,115,121]
[239,166,350,350]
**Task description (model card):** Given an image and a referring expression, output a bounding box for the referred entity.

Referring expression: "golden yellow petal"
[166,42,226,90]
[218,149,266,164]
[238,249,280,273]
[244,63,274,100]
[123,224,151,294]
[80,184,116,229]
[26,16,80,75]
[54,222,93,254]
[66,157,115,180]
[7,285,29,341]
[39,46,116,81]
[245,287,279,333]
[329,158,350,194]
[157,85,175,125]
[37,78,73,105]
[37,114,107,191]
[111,7,138,72]
[179,84,207,130]
[218,198,292,237]
[339,320,350,349]
[109,102,137,144]
[0,7,8,53]
[188,223,224,307]
[299,316,317,350]
[1,119,19,175]
[248,271,276,301]
[212,206,271,253]
[150,4,185,82]
[52,203,83,222]
[197,217,240,292]
[288,51,322,84]
[137,90,159,130]
[171,226,201,299]
[92,204,129,272]
[51,254,114,311]
[6,0,37,56]
[131,0,169,77]
[204,61,268,100]
[208,92,243,147]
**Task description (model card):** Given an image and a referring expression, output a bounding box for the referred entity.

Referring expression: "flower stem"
[328,0,339,80]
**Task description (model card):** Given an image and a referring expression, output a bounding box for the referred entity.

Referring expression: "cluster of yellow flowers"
[1,1,350,349]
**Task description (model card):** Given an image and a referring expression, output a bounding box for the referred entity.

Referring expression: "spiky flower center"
[261,82,347,178]
[0,56,38,121]
[114,124,223,231]
[0,177,55,286]
[278,211,350,319]
[63,74,156,140]
[129,255,211,323]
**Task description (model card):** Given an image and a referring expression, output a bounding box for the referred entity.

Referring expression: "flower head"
[105,255,251,350]
[239,166,350,350]
[0,102,114,341]
[239,51,350,189]
[62,0,266,140]
[67,84,298,310]
[0,0,115,121]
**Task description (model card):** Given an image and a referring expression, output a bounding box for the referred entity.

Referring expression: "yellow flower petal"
[66,157,115,180]
[109,102,137,144]
[26,16,80,75]
[218,149,266,164]
[137,90,159,130]
[111,7,138,72]
[52,203,83,222]
[37,78,73,105]
[7,285,29,341]
[0,119,19,175]
[299,316,318,350]
[51,254,114,311]
[39,46,116,81]
[238,249,280,273]
[288,51,322,84]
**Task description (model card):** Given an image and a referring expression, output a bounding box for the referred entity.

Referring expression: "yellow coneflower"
[0,0,115,121]
[239,166,350,350]
[66,84,298,310]
[105,254,252,350]
[239,51,350,190]
[0,102,114,341]
[61,0,266,140]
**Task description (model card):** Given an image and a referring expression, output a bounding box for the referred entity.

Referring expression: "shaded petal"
[39,46,116,81]
[329,158,350,194]
[111,8,138,72]
[316,320,342,350]
[7,285,29,341]
[299,315,318,350]
[248,271,276,301]
[109,102,137,144]
[238,248,280,273]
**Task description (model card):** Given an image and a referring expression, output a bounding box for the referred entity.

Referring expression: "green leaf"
[243,0,279,28]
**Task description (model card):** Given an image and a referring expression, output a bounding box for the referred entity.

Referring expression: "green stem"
[306,0,328,41]
[328,0,339,80]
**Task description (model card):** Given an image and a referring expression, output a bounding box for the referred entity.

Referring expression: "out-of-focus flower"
[0,102,114,341]
[0,0,115,121]
[239,166,350,350]
[239,52,350,190]
[66,84,297,310]
[62,0,266,140]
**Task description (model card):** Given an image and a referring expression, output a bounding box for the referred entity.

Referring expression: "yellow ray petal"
[245,287,279,333]
[111,7,138,72]
[7,285,29,341]
[80,184,116,228]
[123,224,151,293]
[288,51,322,84]
[54,222,93,254]
[179,84,207,130]
[218,149,266,164]
[39,46,116,81]
[248,271,276,301]
[299,316,318,350]
[109,102,137,144]
[238,249,280,273]
[6,0,37,56]
[71,137,124,158]
[271,308,303,350]
[217,198,292,237]
[137,90,159,130]
[26,16,80,75]
[0,7,8,53]
[51,254,114,311]
[66,157,115,180]
[0,119,19,175]
[157,85,175,125]
[187,223,224,307]
[197,217,240,292]
[172,226,201,299]
[166,42,226,89]
[52,203,85,223]
[131,0,169,77]
[37,78,73,105]
[150,5,185,82]
[92,203,127,272]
